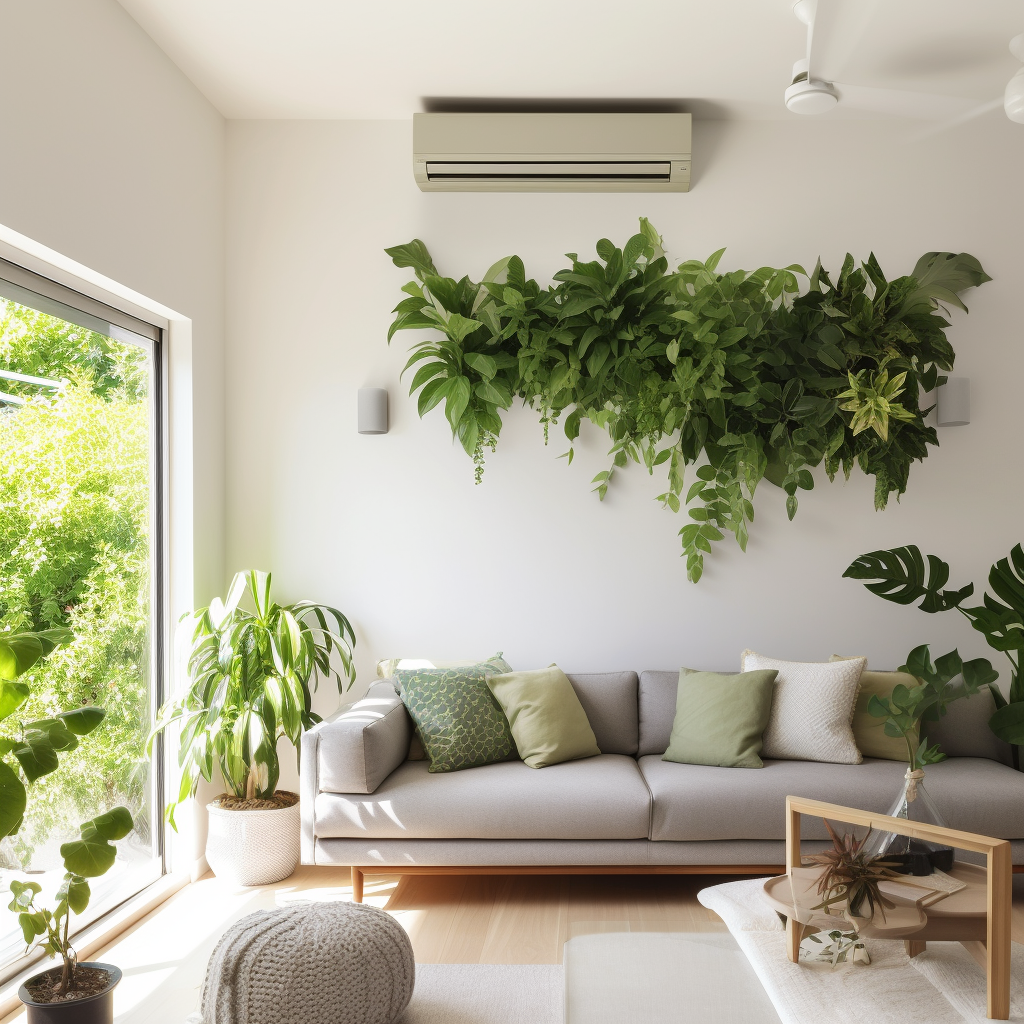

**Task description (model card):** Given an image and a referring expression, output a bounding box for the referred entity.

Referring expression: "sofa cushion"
[741,651,864,764]
[314,754,651,840]
[638,670,678,756]
[395,656,515,773]
[317,682,412,794]
[638,754,1024,841]
[565,671,639,755]
[663,669,777,769]
[488,666,601,768]
[922,685,1013,766]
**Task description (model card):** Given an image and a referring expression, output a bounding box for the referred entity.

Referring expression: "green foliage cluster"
[0,298,147,401]
[386,221,989,581]
[0,311,152,866]
[1,628,133,996]
[846,544,1024,769]
[150,571,356,827]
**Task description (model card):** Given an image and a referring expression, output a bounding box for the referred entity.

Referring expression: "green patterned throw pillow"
[396,654,515,773]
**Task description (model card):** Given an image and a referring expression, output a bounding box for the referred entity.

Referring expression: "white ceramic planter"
[205,799,300,886]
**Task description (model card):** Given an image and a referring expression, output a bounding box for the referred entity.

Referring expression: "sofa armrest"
[308,684,411,796]
[301,682,411,865]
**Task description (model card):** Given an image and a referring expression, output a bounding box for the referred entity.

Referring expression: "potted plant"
[10,808,133,1024]
[1,628,134,1023]
[808,819,901,921]
[150,570,355,886]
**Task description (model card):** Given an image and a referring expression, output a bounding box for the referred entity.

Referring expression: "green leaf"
[61,807,133,878]
[385,239,438,282]
[843,546,973,612]
[445,377,471,431]
[464,352,497,379]
[56,874,91,915]
[445,314,485,345]
[58,706,106,736]
[0,760,27,839]
[0,680,30,723]
[990,702,1024,746]
[12,737,58,782]
[904,252,992,315]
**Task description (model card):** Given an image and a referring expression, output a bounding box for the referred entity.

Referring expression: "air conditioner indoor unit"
[413,112,691,193]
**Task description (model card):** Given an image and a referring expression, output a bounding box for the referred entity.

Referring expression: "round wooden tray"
[763,862,987,941]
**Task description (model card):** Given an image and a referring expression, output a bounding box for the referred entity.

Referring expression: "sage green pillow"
[662,667,778,769]
[396,654,514,773]
[485,666,600,769]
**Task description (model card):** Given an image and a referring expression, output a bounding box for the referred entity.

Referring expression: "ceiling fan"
[784,0,1024,127]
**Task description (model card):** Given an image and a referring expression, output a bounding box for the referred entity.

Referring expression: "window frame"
[0,259,169,982]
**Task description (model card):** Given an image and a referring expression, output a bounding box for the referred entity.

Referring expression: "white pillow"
[740,650,865,764]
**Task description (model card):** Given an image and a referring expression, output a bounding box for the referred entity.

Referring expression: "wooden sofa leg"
[351,867,364,903]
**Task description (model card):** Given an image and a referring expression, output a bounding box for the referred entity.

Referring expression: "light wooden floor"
[4,867,1024,1022]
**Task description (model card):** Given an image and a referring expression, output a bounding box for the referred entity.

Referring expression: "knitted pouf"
[198,901,414,1024]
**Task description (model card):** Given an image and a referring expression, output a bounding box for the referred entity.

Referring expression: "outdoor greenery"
[386,221,990,581]
[0,299,151,866]
[845,544,1024,769]
[149,571,356,826]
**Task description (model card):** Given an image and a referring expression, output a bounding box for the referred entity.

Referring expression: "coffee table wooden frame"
[785,796,1011,1020]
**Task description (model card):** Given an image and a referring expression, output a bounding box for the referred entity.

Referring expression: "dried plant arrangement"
[807,819,902,919]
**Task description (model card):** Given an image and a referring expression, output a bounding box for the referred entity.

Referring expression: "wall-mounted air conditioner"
[413,112,691,193]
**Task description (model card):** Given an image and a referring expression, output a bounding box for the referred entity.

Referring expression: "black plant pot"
[18,962,121,1024]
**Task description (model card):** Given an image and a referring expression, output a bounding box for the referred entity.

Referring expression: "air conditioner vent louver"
[413,113,691,193]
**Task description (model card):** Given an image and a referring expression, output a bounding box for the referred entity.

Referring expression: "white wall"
[0,0,226,604]
[225,116,1024,754]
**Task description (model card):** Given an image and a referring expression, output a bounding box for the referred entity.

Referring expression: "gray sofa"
[300,670,1024,877]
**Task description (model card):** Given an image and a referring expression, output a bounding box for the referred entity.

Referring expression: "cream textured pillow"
[740,650,865,764]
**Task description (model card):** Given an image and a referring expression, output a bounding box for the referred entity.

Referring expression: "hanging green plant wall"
[385,221,989,582]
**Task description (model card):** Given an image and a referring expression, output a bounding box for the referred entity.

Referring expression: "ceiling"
[116,0,1024,121]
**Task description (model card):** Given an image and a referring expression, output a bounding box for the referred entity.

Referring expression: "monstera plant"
[386,221,989,581]
[845,544,1024,769]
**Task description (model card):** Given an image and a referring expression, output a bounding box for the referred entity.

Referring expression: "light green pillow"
[485,666,600,769]
[662,667,778,769]
[830,655,919,762]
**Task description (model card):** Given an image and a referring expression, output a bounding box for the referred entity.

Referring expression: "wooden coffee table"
[764,796,1011,1020]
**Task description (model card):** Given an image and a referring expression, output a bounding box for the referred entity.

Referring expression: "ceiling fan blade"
[908,97,1006,141]
[808,0,882,83]
[832,82,981,121]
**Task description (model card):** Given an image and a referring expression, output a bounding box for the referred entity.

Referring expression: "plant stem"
[905,731,918,771]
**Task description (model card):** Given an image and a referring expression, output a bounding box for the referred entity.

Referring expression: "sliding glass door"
[0,263,164,973]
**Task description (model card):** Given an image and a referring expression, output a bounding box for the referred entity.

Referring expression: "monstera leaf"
[843,546,974,612]
[902,252,993,315]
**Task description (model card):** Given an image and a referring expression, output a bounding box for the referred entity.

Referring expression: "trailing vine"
[385,221,989,581]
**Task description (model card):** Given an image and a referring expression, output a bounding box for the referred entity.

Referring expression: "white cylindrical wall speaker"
[935,377,970,427]
[358,387,389,434]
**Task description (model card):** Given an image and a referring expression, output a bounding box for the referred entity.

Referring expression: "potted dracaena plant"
[149,570,355,886]
[2,628,134,1024]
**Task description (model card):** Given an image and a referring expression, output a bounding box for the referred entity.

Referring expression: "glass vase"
[861,768,955,876]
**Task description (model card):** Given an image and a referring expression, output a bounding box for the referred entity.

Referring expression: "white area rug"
[399,964,562,1024]
[699,877,1024,1024]
[179,962,561,1024]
